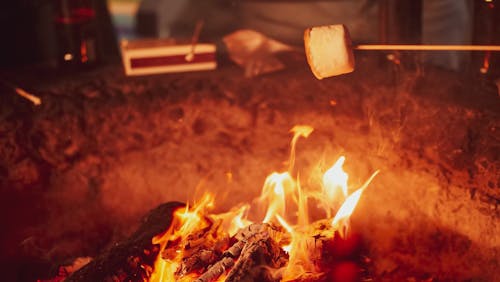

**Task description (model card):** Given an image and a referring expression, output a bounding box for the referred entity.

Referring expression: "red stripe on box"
[130,52,216,69]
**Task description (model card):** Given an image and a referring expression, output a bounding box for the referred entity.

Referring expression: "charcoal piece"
[66,201,184,282]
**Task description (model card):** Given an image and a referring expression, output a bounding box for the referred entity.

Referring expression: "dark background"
[0,1,119,68]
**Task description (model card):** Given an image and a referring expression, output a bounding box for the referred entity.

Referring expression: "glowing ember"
[149,125,378,281]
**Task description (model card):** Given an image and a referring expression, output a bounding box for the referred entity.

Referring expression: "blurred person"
[137,0,378,44]
[140,0,475,72]
[422,0,473,70]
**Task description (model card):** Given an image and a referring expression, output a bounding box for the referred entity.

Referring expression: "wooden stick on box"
[120,39,217,76]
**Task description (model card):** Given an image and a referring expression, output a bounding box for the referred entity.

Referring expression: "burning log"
[190,240,246,282]
[225,240,245,258]
[235,223,290,245]
[66,202,184,282]
[165,223,289,282]
[190,240,245,281]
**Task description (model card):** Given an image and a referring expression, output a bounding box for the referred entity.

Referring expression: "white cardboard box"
[120,39,217,76]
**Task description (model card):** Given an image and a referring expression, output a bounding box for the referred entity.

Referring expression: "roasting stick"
[355,44,500,51]
[304,24,500,80]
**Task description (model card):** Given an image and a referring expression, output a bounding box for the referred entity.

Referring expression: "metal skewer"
[355,44,500,51]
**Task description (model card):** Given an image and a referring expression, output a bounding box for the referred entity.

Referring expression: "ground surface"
[0,53,499,281]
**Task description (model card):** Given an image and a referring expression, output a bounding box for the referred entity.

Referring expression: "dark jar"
[54,0,98,69]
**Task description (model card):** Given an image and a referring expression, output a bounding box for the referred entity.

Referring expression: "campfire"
[53,124,378,282]
[5,58,498,281]
[146,125,377,282]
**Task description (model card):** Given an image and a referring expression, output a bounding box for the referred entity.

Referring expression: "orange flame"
[214,204,252,237]
[150,194,215,282]
[331,170,379,237]
[288,125,314,173]
[321,156,349,217]
[260,172,295,223]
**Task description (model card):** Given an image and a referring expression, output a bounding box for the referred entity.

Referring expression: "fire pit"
[1,49,499,281]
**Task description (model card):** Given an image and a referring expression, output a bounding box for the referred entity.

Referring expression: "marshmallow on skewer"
[304,24,355,79]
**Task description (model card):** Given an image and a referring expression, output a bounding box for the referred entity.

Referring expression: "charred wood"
[172,217,230,276]
[66,202,184,282]
[224,240,245,258]
[177,248,221,276]
[235,223,288,245]
[194,256,235,282]
[189,223,289,282]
